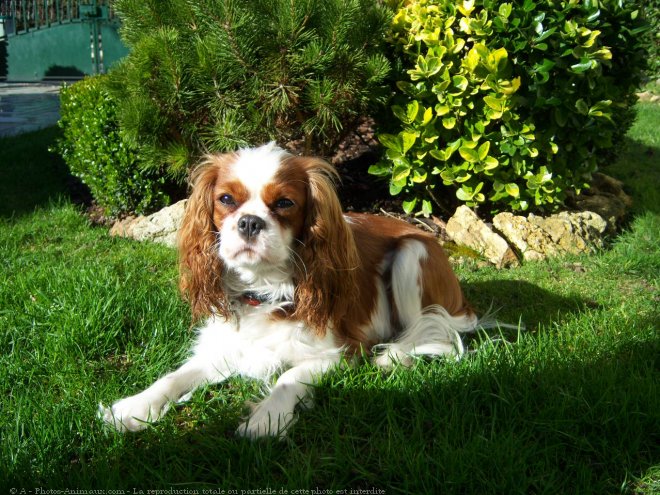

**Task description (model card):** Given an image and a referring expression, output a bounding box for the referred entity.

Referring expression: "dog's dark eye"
[219,194,236,206]
[274,198,294,209]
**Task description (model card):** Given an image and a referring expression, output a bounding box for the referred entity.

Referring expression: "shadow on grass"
[3,271,656,492]
[36,317,655,493]
[606,137,660,217]
[463,279,600,334]
[302,331,658,494]
[0,126,89,219]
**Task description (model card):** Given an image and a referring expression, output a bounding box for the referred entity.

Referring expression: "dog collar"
[240,292,270,307]
[238,292,295,310]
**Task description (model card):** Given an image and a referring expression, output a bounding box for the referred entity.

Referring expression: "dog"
[100,142,477,438]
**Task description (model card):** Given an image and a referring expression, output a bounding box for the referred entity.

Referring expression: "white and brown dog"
[100,142,477,438]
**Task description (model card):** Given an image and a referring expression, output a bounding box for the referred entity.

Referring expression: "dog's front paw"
[236,402,295,440]
[99,393,170,432]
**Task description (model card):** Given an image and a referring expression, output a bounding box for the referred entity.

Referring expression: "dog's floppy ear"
[290,157,360,335]
[178,155,231,321]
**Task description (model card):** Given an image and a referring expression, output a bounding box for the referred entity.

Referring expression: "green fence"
[0,0,128,81]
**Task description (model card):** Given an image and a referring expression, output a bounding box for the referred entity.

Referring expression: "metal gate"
[0,0,128,81]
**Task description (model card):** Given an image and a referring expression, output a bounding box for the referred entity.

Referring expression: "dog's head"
[178,143,358,332]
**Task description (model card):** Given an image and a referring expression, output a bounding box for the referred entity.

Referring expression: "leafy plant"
[640,0,660,79]
[55,76,170,217]
[108,0,392,182]
[372,0,649,215]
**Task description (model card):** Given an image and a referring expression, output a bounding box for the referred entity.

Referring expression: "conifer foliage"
[108,0,392,181]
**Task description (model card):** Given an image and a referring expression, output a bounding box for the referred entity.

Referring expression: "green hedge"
[371,0,649,215]
[55,76,170,217]
[644,0,660,79]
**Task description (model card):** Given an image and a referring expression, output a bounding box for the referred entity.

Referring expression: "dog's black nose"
[237,215,266,240]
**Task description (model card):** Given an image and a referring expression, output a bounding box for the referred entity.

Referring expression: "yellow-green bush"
[371,0,649,214]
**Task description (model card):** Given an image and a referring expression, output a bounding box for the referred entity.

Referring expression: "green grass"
[1,106,659,493]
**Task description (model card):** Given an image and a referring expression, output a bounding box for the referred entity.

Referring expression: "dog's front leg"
[236,358,337,439]
[100,357,230,432]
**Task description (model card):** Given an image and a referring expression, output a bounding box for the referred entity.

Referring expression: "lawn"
[1,103,658,493]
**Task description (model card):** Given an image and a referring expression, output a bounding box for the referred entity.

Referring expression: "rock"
[492,212,557,261]
[570,173,632,232]
[109,215,140,238]
[539,211,607,253]
[110,200,187,247]
[493,210,607,261]
[637,90,660,103]
[109,179,618,268]
[449,172,630,266]
[446,206,518,268]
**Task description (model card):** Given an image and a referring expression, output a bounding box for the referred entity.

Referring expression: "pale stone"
[109,215,139,239]
[493,212,558,261]
[493,210,607,261]
[532,211,607,254]
[109,185,617,269]
[559,211,608,249]
[109,200,187,247]
[446,206,518,268]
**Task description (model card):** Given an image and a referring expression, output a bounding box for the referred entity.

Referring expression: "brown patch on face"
[212,179,249,225]
[260,159,309,239]
[196,153,250,232]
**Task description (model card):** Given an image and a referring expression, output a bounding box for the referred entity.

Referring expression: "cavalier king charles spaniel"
[100,142,477,438]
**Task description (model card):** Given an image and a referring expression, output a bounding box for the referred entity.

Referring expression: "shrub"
[371,0,649,215]
[56,76,170,217]
[643,0,660,79]
[107,0,392,181]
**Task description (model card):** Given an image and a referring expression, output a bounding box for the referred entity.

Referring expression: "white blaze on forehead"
[232,142,289,199]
